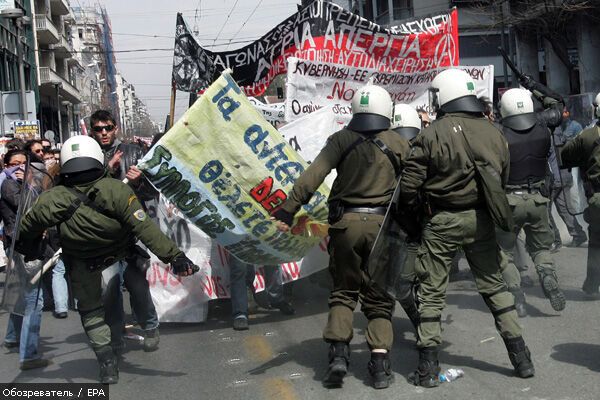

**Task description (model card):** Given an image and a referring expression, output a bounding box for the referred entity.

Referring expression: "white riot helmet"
[499,88,537,131]
[391,104,421,140]
[428,68,484,114]
[347,84,392,133]
[594,92,600,119]
[60,135,105,175]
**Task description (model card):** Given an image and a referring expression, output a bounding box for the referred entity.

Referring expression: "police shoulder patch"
[133,209,147,221]
[128,194,138,206]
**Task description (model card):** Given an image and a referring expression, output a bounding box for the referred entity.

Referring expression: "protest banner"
[138,71,330,266]
[248,97,286,129]
[285,57,494,122]
[146,195,329,323]
[12,120,40,141]
[173,1,458,96]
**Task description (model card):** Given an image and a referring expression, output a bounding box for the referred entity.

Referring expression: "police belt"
[343,206,387,216]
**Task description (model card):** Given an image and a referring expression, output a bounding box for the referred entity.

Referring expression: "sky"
[93,0,303,124]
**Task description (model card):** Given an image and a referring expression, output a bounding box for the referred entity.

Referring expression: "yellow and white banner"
[139,72,330,265]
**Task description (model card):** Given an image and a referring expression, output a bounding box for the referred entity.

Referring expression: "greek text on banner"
[139,71,330,265]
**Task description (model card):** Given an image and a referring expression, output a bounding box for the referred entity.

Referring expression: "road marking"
[263,377,299,400]
[243,335,300,400]
[244,335,274,362]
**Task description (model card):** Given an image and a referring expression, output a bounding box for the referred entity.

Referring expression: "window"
[459,34,501,58]
[79,29,83,39]
[376,0,390,25]
[392,0,412,20]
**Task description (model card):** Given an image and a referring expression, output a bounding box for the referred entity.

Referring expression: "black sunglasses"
[92,125,115,133]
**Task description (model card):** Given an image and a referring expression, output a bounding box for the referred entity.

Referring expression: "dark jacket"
[103,139,157,202]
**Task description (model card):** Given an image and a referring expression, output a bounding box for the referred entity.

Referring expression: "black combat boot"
[323,342,349,387]
[408,347,440,388]
[538,270,566,311]
[368,352,393,389]
[509,287,527,318]
[503,336,535,378]
[96,346,119,384]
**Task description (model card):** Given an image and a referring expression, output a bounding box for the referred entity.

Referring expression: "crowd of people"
[1,74,599,390]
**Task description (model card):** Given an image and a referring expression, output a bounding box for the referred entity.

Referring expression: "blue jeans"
[229,258,284,319]
[52,258,68,313]
[5,285,44,362]
[102,260,159,345]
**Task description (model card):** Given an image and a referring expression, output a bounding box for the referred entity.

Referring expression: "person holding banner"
[397,69,534,388]
[16,136,199,384]
[274,84,410,389]
[90,109,161,353]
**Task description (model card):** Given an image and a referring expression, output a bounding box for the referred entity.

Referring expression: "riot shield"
[366,184,410,299]
[1,160,54,315]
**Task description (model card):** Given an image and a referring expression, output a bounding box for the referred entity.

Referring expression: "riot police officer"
[398,69,534,387]
[496,88,566,316]
[273,84,410,389]
[17,136,198,384]
[560,92,600,298]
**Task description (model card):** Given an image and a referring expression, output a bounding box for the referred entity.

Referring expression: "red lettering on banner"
[249,177,287,213]
[319,237,329,252]
[331,81,355,101]
[283,262,300,281]
[200,277,214,297]
[254,267,266,291]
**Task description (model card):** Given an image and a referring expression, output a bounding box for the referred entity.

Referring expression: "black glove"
[171,254,200,275]
[15,236,48,262]
[518,74,534,89]
[272,208,294,226]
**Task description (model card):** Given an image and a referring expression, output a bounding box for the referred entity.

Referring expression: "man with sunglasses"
[89,109,160,353]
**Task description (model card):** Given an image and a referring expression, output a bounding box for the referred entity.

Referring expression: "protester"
[274,84,410,389]
[397,69,534,387]
[89,109,160,353]
[1,150,51,370]
[229,258,294,331]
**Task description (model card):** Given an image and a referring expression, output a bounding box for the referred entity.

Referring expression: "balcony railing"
[51,34,74,58]
[39,67,81,104]
[35,14,59,44]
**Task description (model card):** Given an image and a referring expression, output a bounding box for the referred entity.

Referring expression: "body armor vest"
[503,122,551,186]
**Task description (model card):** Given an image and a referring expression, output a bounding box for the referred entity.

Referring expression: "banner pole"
[169,81,177,129]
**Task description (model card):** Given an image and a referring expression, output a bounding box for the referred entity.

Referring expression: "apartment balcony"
[51,35,74,58]
[50,0,70,16]
[35,15,59,45]
[67,54,83,68]
[39,67,82,104]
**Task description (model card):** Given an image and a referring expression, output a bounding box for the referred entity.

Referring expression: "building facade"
[32,0,82,143]
[0,0,38,137]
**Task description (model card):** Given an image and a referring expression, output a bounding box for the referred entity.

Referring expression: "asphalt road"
[0,240,599,400]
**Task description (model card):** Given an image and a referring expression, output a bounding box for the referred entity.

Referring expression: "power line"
[213,0,241,46]
[227,0,264,50]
